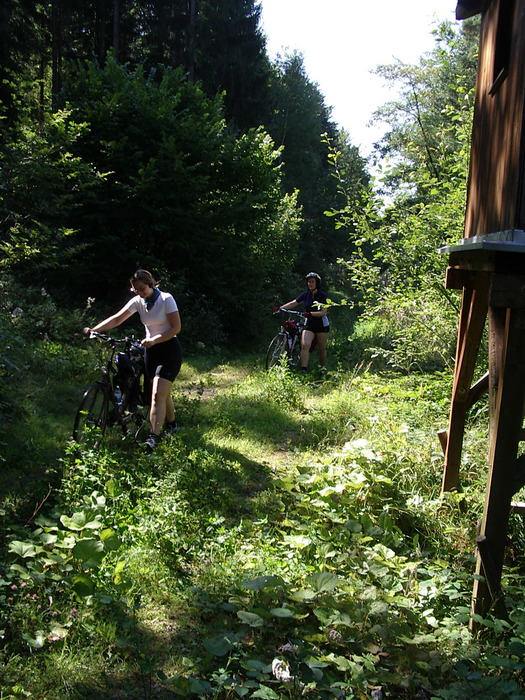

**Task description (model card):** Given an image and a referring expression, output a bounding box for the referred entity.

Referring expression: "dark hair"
[130,269,158,290]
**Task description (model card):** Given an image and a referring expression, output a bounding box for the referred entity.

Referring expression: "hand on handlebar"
[84,329,109,341]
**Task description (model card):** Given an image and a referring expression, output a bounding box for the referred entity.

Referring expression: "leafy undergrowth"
[2,358,525,699]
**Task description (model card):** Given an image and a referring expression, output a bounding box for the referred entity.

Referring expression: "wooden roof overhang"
[456,0,492,19]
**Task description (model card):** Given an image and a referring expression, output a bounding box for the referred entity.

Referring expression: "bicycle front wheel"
[265,333,288,370]
[289,334,301,368]
[73,382,109,443]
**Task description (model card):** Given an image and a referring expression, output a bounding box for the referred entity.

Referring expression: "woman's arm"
[84,307,133,335]
[279,300,299,310]
[141,311,181,348]
[308,306,327,318]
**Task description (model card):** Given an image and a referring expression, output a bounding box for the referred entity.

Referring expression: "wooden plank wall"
[463,0,525,237]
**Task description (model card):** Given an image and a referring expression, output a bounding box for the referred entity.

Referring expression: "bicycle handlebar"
[88,331,142,350]
[273,307,307,317]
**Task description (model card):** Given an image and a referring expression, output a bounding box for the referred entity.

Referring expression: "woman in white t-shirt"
[84,269,182,451]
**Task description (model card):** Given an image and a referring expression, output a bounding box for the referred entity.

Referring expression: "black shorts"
[305,319,330,334]
[144,336,182,384]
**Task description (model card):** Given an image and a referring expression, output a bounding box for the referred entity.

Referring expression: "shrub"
[351,288,460,373]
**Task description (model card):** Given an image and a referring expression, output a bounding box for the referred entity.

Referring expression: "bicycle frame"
[73,332,147,443]
[265,309,306,370]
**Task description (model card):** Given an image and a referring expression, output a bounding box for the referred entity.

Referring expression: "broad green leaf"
[289,588,316,601]
[270,607,294,618]
[39,533,58,545]
[307,572,339,593]
[23,630,45,649]
[282,534,311,549]
[241,575,284,591]
[313,607,336,625]
[237,610,265,627]
[72,538,104,568]
[60,511,102,531]
[71,573,95,596]
[203,634,235,656]
[189,679,212,694]
[331,612,353,627]
[251,687,280,699]
[97,594,113,604]
[369,601,389,615]
[8,541,37,558]
[105,478,122,498]
[240,659,268,672]
[100,528,121,551]
[324,654,352,671]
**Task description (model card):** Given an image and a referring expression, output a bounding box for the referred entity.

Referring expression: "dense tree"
[1,1,271,132]
[0,1,48,128]
[191,0,271,131]
[1,60,300,343]
[371,19,480,202]
[264,52,369,279]
[324,18,480,370]
[1,0,370,344]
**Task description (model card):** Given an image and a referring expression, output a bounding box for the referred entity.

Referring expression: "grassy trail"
[5,352,525,699]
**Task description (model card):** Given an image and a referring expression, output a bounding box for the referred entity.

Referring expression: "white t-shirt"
[123,291,178,340]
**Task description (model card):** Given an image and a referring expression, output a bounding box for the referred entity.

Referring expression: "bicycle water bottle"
[114,386,122,405]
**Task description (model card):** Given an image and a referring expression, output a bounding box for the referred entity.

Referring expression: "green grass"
[1,338,525,699]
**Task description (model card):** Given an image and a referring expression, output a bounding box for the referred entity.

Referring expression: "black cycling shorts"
[144,336,182,384]
[305,319,330,334]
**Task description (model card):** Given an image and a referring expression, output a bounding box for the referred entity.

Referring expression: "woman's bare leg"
[300,330,315,369]
[149,376,174,435]
[316,333,328,366]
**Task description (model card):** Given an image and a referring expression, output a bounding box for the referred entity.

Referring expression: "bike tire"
[289,334,301,368]
[265,333,288,370]
[73,382,109,444]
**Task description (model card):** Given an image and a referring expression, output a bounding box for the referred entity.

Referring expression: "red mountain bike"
[265,308,307,370]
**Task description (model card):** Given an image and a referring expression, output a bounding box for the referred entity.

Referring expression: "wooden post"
[439,243,525,625]
[441,272,489,492]
[471,303,525,620]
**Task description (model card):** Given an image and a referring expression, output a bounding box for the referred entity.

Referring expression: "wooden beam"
[456,0,491,21]
[471,305,525,621]
[442,274,490,492]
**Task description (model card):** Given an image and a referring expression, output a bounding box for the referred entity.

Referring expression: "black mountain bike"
[265,308,306,370]
[72,331,148,444]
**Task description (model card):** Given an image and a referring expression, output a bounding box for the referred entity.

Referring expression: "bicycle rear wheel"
[265,333,288,370]
[73,382,109,443]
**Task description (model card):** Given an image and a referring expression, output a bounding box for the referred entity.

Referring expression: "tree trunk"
[113,0,120,62]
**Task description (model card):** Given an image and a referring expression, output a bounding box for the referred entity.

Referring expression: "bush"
[350,288,460,373]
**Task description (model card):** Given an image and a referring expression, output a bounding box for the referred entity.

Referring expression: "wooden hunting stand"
[440,0,525,623]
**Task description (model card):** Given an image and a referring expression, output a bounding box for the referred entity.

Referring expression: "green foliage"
[1,321,524,698]
[350,286,460,373]
[3,59,301,345]
[265,53,369,277]
[325,19,479,373]
[0,110,107,273]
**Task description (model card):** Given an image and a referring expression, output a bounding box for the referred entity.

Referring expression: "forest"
[3,1,525,698]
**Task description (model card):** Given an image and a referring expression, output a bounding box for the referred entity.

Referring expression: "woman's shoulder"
[160,291,178,308]
[123,295,142,311]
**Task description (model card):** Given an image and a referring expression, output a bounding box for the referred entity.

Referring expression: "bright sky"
[260,0,459,157]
